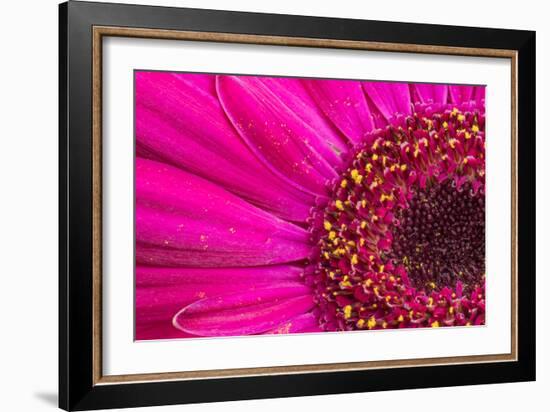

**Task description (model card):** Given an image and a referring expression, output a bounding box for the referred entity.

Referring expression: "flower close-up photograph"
[0,0,545,412]
[135,72,487,341]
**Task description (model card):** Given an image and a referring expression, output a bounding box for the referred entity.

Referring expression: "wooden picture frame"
[59,1,535,410]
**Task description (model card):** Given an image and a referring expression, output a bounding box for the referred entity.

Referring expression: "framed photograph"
[59,1,536,410]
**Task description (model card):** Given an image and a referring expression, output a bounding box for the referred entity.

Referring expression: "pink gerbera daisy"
[135,72,486,340]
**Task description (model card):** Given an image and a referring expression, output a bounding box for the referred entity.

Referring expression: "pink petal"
[136,265,303,287]
[136,158,312,267]
[304,79,374,144]
[258,77,349,165]
[362,81,412,122]
[216,75,337,196]
[136,318,195,341]
[136,71,315,222]
[266,312,322,334]
[136,265,304,340]
[449,85,485,104]
[413,83,449,104]
[173,285,314,336]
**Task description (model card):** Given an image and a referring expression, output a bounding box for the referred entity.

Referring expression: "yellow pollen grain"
[389,276,396,282]
[449,139,457,149]
[398,315,404,322]
[357,319,366,328]
[385,295,391,302]
[351,254,359,265]
[463,158,469,164]
[360,220,367,229]
[323,220,332,231]
[465,131,472,139]
[343,305,352,319]
[365,278,373,287]
[452,107,459,115]
[457,114,465,122]
[443,121,449,129]
[354,174,363,184]
[361,199,367,208]
[365,163,373,173]
[382,321,388,328]
[340,179,348,188]
[431,321,440,328]
[340,279,352,288]
[400,164,407,172]
[390,165,397,172]
[323,252,330,260]
[329,271,336,279]
[369,255,375,262]
[328,231,336,240]
[449,307,454,314]
[472,124,480,133]
[428,282,436,289]
[367,316,376,329]
[350,169,359,180]
[359,238,365,246]
[378,265,385,273]
[428,297,434,306]
[372,154,379,161]
[335,200,344,210]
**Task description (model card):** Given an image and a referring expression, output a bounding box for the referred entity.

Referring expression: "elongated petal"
[136,158,311,267]
[173,285,314,336]
[136,265,304,340]
[362,82,412,122]
[217,75,337,196]
[413,83,449,104]
[136,71,314,222]
[137,265,303,287]
[258,77,349,165]
[304,79,374,144]
[449,85,485,104]
[266,312,322,334]
[136,318,195,341]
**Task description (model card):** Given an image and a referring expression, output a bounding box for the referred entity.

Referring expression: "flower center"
[306,104,486,331]
[387,179,485,292]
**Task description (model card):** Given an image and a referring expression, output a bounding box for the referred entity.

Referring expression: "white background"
[103,37,511,375]
[0,0,546,411]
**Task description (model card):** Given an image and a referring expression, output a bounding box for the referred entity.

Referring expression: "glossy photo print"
[134,72,486,341]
